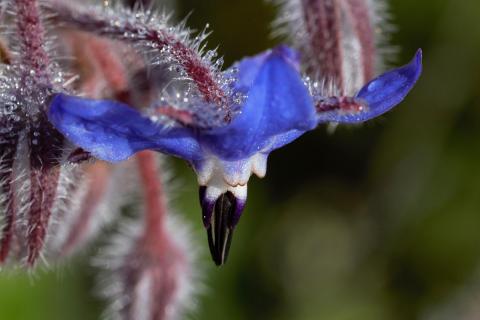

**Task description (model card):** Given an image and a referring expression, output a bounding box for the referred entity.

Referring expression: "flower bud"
[95,152,201,320]
[275,0,392,94]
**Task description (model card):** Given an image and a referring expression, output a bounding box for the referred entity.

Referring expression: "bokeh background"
[2,0,480,319]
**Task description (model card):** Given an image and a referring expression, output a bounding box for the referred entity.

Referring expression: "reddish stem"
[87,37,129,95]
[26,114,64,266]
[126,152,186,320]
[65,31,129,99]
[27,166,60,266]
[60,162,111,257]
[49,0,227,106]
[11,0,64,267]
[136,151,167,247]
[14,0,51,82]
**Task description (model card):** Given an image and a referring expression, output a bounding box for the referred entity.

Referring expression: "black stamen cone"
[207,192,236,266]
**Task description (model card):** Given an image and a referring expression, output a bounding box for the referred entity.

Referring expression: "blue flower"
[48,46,422,265]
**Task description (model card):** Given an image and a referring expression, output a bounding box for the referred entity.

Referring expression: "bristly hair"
[44,161,133,259]
[94,215,202,320]
[271,0,397,95]
[363,0,397,72]
[42,0,243,126]
[92,155,203,320]
[0,0,80,268]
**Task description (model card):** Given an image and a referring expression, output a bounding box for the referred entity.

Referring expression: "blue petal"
[317,49,423,124]
[202,46,317,160]
[48,94,201,162]
[231,45,301,92]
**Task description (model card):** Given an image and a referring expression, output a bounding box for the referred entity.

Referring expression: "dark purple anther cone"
[199,187,246,266]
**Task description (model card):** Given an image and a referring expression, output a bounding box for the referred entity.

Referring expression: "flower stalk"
[46,0,228,108]
[96,152,199,320]
[0,0,67,266]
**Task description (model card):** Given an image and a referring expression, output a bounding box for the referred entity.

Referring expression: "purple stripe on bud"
[301,0,345,90]
[281,0,378,93]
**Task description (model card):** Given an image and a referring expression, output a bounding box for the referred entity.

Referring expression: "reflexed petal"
[48,94,201,162]
[317,49,423,124]
[203,46,316,160]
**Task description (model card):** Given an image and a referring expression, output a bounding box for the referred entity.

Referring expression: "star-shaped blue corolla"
[48,45,422,265]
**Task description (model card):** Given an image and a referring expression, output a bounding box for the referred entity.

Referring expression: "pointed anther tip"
[200,190,245,266]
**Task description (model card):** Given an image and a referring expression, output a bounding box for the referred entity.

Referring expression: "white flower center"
[195,153,268,202]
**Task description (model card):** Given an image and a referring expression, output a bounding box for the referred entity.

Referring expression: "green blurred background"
[2,0,480,319]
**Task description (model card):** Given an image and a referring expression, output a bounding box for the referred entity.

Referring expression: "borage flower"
[48,45,422,265]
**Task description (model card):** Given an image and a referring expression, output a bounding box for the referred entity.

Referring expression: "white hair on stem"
[92,155,204,320]
[271,0,397,94]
